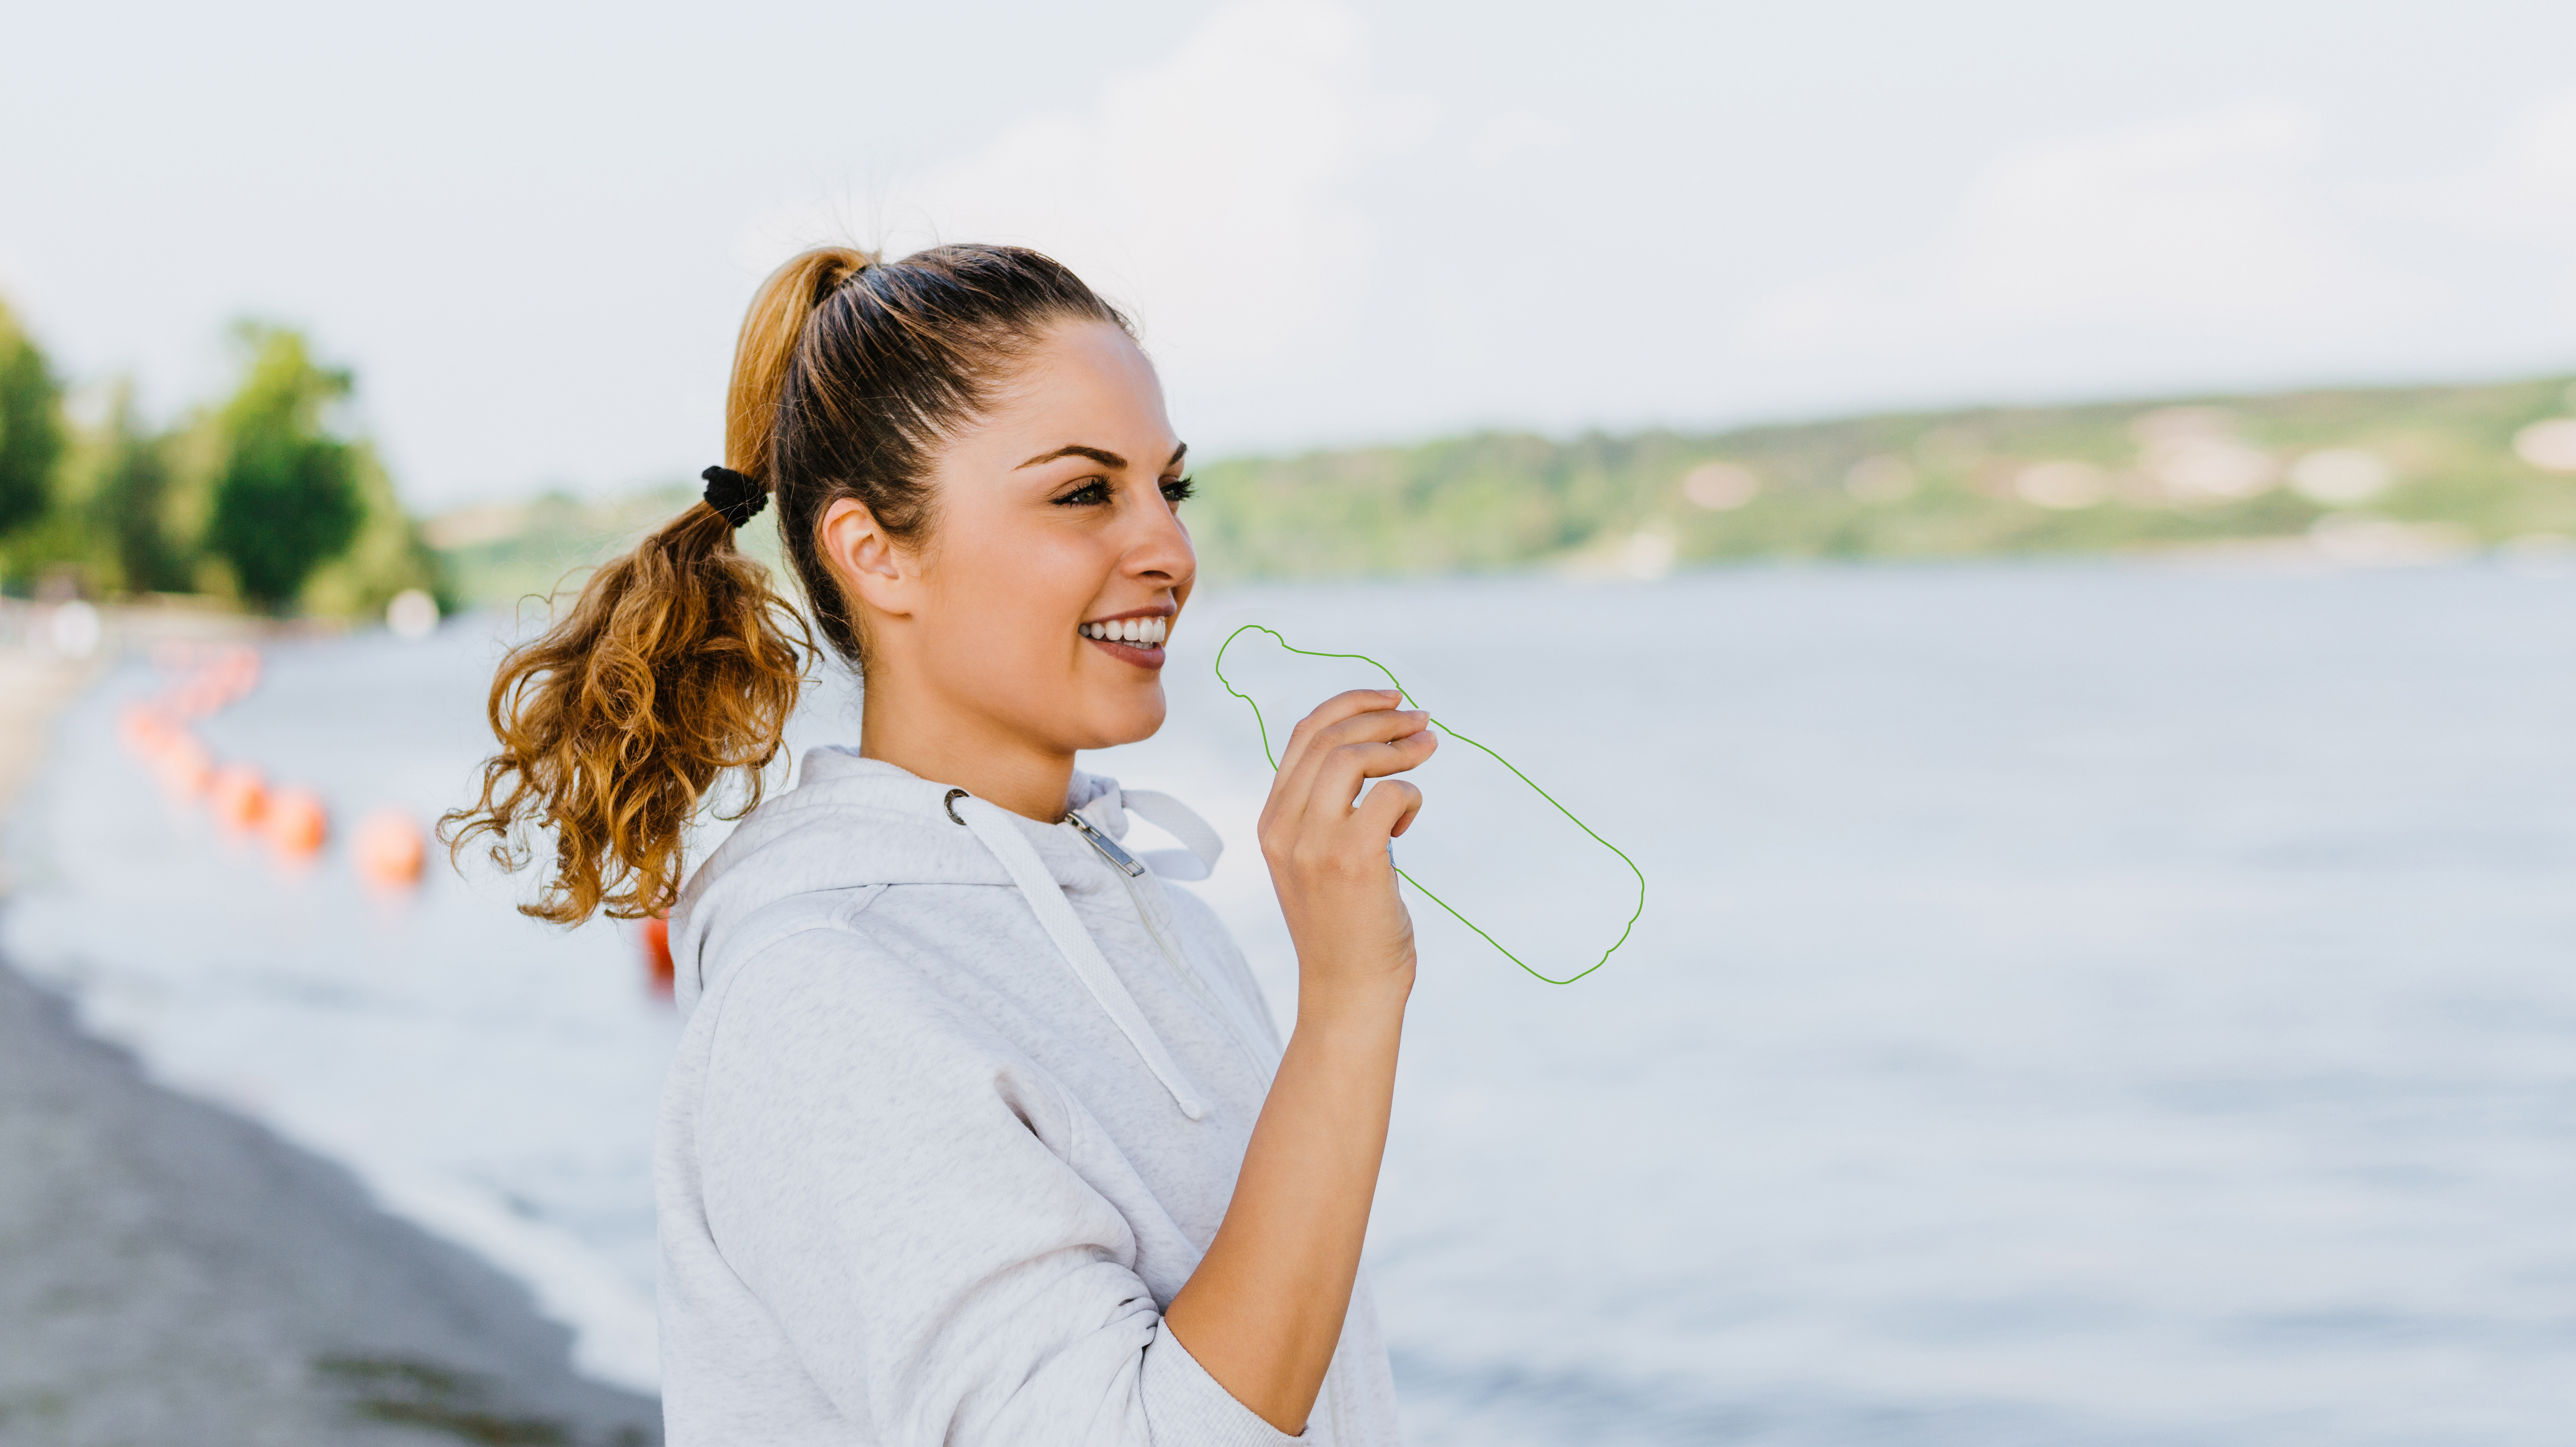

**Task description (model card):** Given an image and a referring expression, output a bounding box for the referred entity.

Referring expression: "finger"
[1299,729,1438,825]
[1277,714,1433,826]
[1272,704,1424,823]
[1274,688,1404,779]
[1358,777,1424,840]
[1311,706,1432,753]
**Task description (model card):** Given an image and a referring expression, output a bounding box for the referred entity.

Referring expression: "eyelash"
[1053,476,1195,507]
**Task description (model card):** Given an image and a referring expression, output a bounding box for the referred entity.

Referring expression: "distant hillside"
[1185,375,2576,579]
[428,374,2576,606]
[422,485,699,613]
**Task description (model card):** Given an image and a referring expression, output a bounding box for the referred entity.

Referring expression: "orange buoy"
[117,704,160,754]
[157,735,214,797]
[353,808,424,887]
[208,763,268,829]
[641,914,674,997]
[219,648,260,702]
[264,787,329,858]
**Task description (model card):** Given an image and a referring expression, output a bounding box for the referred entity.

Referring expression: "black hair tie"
[701,465,768,529]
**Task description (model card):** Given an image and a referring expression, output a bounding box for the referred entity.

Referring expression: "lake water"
[6,562,2572,1444]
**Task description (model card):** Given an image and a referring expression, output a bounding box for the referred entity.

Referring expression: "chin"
[1074,691,1169,752]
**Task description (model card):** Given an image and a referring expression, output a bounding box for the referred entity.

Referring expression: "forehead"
[981,319,1174,448]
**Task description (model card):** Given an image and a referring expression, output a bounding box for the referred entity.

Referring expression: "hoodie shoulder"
[689,892,1078,1122]
[671,752,1021,1010]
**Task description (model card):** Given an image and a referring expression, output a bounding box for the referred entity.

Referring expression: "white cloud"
[2411,91,2576,320]
[2427,91,2576,238]
[1467,109,1571,174]
[736,0,1425,390]
[1736,100,2445,361]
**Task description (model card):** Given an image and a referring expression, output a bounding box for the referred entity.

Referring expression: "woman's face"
[827,318,1197,757]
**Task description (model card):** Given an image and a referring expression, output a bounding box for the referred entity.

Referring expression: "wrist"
[1293,972,1413,1037]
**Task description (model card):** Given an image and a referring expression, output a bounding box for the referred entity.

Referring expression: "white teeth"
[1081,617,1170,645]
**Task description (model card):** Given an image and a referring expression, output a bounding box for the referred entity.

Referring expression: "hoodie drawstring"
[1118,789,1226,880]
[949,794,1212,1122]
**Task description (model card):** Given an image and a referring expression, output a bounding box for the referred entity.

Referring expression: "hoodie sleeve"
[686,933,1302,1447]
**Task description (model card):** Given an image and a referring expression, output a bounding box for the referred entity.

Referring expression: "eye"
[1051,478,1112,507]
[1161,474,1195,506]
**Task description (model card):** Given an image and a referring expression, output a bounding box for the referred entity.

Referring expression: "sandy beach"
[0,625,662,1446]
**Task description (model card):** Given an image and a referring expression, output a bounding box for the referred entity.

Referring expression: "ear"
[818,498,918,618]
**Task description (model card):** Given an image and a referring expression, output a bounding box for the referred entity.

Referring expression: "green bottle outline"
[1213,624,1644,984]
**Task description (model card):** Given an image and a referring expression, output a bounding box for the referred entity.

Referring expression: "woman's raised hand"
[1170,688,1436,1429]
[1257,688,1439,1021]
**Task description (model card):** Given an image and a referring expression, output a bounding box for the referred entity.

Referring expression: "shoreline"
[0,650,96,891]
[0,622,663,1444]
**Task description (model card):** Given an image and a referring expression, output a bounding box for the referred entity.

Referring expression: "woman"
[449,244,1432,1444]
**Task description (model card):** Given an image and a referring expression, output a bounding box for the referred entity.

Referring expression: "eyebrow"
[1018,444,1124,470]
[1016,442,1191,472]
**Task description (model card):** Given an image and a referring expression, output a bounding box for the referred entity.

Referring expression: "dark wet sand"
[0,949,664,1446]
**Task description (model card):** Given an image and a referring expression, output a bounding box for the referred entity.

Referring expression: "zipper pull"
[1067,811,1146,877]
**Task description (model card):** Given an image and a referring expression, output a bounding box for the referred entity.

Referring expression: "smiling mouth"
[1080,615,1169,648]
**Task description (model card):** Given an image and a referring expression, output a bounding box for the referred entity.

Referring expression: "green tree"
[0,299,65,544]
[298,444,455,619]
[89,383,191,593]
[205,325,365,610]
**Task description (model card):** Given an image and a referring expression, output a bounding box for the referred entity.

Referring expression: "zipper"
[1066,813,1214,1018]
[1068,811,1277,1078]
[1067,811,1146,876]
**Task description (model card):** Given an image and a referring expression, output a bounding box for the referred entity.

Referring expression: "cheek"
[926,521,1100,658]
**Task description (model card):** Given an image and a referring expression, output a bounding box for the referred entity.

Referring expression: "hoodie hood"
[672,747,1139,1006]
[667,746,1227,1117]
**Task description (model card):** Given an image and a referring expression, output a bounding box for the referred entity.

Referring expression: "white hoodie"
[657,748,1402,1445]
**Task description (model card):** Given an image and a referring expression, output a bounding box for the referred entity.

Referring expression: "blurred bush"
[0,300,67,545]
[0,303,448,618]
[204,326,368,609]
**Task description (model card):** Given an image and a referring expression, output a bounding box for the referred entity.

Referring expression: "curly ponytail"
[444,242,1129,924]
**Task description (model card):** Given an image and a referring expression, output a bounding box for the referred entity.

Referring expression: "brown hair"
[442,244,1131,924]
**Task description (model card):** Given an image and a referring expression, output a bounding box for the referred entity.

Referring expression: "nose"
[1124,489,1196,591]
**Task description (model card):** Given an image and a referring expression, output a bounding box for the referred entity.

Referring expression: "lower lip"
[1085,634,1167,670]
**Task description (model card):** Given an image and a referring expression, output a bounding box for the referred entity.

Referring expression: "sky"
[9,0,2576,509]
